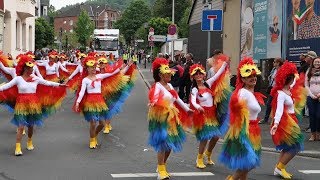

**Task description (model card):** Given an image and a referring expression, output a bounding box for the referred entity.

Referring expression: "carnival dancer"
[65,53,87,92]
[73,56,122,149]
[37,51,69,82]
[189,56,230,169]
[270,62,306,179]
[57,53,77,81]
[148,58,193,180]
[0,53,43,81]
[97,57,136,134]
[0,55,67,156]
[219,57,265,180]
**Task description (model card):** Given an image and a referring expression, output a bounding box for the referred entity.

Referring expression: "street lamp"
[65,35,68,51]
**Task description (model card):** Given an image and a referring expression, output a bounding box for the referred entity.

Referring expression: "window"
[22,23,26,50]
[69,20,73,26]
[29,26,32,51]
[64,30,67,33]
[63,20,66,24]
[16,21,21,49]
[70,29,73,33]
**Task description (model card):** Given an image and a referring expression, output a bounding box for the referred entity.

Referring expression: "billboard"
[287,0,320,60]
[241,0,282,62]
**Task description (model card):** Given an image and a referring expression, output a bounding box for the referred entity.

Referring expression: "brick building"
[54,3,120,35]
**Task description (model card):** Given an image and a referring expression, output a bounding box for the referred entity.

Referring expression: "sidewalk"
[137,62,320,159]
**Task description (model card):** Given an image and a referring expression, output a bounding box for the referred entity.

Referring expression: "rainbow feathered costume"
[270,62,306,154]
[210,55,233,136]
[219,90,265,170]
[148,83,191,153]
[219,57,265,171]
[0,81,67,127]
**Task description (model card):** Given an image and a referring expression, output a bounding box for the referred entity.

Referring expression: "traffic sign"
[168,24,177,35]
[201,9,223,31]
[167,34,178,41]
[136,39,144,43]
[149,27,154,35]
[149,41,154,47]
[148,35,166,42]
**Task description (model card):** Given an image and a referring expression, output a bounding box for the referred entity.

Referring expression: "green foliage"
[61,32,79,49]
[35,18,55,49]
[148,17,171,35]
[48,5,57,26]
[178,6,191,38]
[114,0,151,43]
[82,0,154,10]
[152,0,192,23]
[74,10,95,47]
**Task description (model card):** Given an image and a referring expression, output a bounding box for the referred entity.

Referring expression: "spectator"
[260,58,284,124]
[169,61,182,91]
[305,57,320,141]
[179,53,194,102]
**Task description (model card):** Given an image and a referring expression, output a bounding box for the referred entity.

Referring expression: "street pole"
[171,0,174,61]
[207,3,212,59]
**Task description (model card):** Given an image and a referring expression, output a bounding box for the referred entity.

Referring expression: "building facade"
[188,0,240,74]
[0,0,4,51]
[36,0,49,17]
[54,3,120,35]
[3,0,36,58]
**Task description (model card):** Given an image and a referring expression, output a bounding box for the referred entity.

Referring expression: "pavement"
[0,66,319,179]
[137,61,320,159]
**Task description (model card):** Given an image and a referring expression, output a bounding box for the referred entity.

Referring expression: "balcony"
[16,0,36,19]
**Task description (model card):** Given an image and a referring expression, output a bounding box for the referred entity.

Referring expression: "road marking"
[111,172,214,178]
[299,170,320,174]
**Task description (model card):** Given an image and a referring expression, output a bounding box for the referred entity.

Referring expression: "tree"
[35,18,55,49]
[74,10,94,48]
[48,5,57,26]
[152,0,192,24]
[61,32,79,49]
[178,6,191,38]
[148,17,171,36]
[114,0,151,44]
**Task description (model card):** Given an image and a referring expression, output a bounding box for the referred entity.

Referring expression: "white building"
[3,0,36,58]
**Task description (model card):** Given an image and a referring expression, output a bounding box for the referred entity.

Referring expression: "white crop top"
[0,75,60,93]
[238,88,261,120]
[273,91,295,124]
[0,62,43,79]
[151,82,190,112]
[191,62,227,108]
[76,69,120,103]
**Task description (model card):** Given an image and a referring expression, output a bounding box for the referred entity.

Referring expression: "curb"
[137,66,151,89]
[138,66,320,159]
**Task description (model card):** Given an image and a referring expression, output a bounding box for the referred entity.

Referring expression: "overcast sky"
[51,0,86,10]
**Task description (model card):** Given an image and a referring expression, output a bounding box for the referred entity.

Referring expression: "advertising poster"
[240,0,254,60]
[241,0,283,62]
[267,0,282,58]
[287,0,320,60]
[253,0,268,61]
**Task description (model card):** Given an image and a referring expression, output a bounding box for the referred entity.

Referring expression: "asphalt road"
[0,74,319,180]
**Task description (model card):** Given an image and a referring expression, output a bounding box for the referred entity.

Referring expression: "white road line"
[299,170,320,174]
[111,172,214,178]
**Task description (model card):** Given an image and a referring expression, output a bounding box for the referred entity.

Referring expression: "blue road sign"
[201,9,223,31]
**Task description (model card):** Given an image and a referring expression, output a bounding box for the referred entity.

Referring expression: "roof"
[56,3,118,18]
[187,0,197,25]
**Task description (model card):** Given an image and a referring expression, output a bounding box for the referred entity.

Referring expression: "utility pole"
[59,28,62,53]
[207,2,212,59]
[171,0,174,61]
